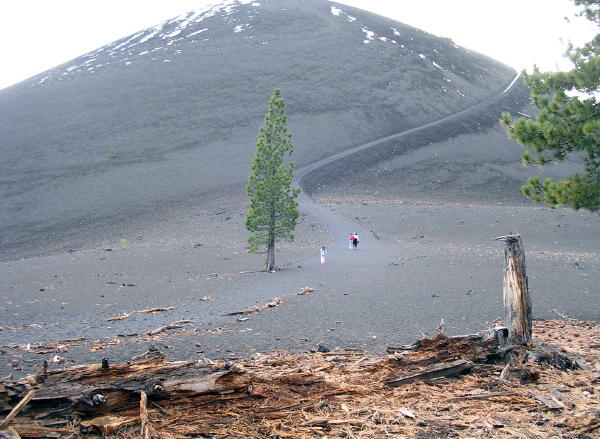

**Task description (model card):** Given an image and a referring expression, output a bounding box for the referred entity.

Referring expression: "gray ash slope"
[0,0,517,259]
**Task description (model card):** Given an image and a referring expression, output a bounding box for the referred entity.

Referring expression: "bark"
[266,231,275,271]
[384,359,474,387]
[0,355,249,423]
[495,234,532,344]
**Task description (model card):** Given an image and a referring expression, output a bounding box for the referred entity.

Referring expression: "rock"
[317,344,331,353]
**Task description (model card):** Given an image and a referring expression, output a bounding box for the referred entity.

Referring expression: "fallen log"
[106,307,174,322]
[145,319,193,336]
[385,359,474,387]
[297,287,315,295]
[0,353,249,424]
[223,298,286,316]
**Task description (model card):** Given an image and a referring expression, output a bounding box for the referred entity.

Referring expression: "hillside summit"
[0,0,516,259]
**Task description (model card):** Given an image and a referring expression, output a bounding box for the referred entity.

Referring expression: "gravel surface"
[2,75,598,379]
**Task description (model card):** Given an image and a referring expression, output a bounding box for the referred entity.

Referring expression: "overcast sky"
[0,0,596,89]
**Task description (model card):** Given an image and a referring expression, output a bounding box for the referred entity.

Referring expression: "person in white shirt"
[320,246,328,264]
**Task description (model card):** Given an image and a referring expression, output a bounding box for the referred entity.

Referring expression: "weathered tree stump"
[495,234,532,344]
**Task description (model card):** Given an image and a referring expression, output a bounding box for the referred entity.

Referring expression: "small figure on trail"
[320,246,328,264]
[352,233,359,250]
[348,233,355,249]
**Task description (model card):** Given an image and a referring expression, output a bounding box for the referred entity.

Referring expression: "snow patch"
[456,90,465,97]
[361,27,375,43]
[432,61,444,70]
[139,51,149,56]
[178,10,203,30]
[140,26,163,43]
[126,61,133,66]
[233,24,247,32]
[418,53,426,59]
[38,76,49,84]
[111,31,145,51]
[379,36,388,42]
[187,28,208,37]
[391,28,400,36]
[330,6,356,23]
[164,59,172,62]
[162,29,182,39]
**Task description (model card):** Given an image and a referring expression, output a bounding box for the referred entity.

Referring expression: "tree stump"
[495,234,532,344]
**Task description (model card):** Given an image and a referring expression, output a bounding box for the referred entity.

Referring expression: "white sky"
[0,0,597,89]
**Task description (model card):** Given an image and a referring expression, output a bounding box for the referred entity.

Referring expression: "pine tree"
[501,0,600,212]
[246,89,300,271]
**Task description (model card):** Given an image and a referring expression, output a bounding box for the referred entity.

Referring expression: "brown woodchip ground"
[2,319,599,438]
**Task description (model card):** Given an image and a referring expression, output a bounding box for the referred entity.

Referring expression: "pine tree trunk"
[266,232,275,272]
[497,234,532,345]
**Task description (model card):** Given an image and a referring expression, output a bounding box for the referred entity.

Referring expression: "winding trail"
[294,73,522,251]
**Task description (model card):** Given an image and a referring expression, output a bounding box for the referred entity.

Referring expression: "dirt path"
[293,73,522,253]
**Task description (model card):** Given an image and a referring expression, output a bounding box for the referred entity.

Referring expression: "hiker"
[348,233,354,249]
[352,233,359,250]
[320,246,328,264]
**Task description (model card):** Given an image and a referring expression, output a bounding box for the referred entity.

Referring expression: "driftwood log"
[495,234,532,344]
[0,349,249,434]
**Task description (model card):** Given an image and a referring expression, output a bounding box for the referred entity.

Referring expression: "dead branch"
[106,307,174,322]
[0,389,35,429]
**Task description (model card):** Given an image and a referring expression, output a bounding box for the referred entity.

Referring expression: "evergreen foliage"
[245,89,300,271]
[501,0,600,212]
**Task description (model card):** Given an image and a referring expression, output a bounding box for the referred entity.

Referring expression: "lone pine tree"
[501,0,600,212]
[245,89,300,271]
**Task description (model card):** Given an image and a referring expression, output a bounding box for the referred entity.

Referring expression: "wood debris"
[297,287,315,295]
[146,320,192,336]
[385,359,474,386]
[223,298,286,316]
[0,319,598,438]
[106,307,174,322]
